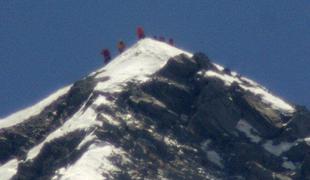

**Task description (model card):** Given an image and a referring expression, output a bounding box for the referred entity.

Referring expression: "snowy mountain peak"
[93,38,192,93]
[0,38,190,130]
[0,38,309,180]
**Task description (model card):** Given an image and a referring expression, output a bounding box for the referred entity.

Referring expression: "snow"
[240,77,259,86]
[76,130,97,150]
[213,63,225,71]
[241,85,294,114]
[206,151,224,168]
[53,142,130,180]
[305,137,310,146]
[205,71,242,86]
[201,140,224,168]
[263,140,297,156]
[236,119,261,143]
[94,38,192,93]
[282,161,296,170]
[164,136,181,148]
[92,95,112,106]
[204,70,295,113]
[0,85,71,129]
[26,100,103,160]
[1,37,300,178]
[0,158,19,180]
[231,71,238,77]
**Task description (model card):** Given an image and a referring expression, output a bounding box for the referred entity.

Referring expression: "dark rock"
[3,52,310,180]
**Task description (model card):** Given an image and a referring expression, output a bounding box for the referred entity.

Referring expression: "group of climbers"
[100,27,174,64]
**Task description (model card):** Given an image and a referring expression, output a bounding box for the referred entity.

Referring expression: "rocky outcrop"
[0,76,96,164]
[113,53,310,179]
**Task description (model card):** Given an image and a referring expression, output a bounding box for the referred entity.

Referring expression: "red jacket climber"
[136,27,145,39]
[101,48,111,64]
[117,40,126,53]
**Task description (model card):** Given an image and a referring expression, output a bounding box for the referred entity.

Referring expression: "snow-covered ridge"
[0,85,72,129]
[23,39,190,160]
[203,68,295,114]
[0,37,306,180]
[0,159,18,180]
[52,142,130,180]
[94,38,192,93]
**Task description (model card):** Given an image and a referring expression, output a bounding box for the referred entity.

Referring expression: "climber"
[117,40,126,53]
[168,38,174,46]
[136,27,145,39]
[101,48,111,64]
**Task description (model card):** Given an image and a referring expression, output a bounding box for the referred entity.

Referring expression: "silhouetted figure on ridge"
[117,40,126,53]
[136,27,145,39]
[101,48,111,64]
[168,38,174,46]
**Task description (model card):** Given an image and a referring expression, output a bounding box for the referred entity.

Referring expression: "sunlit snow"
[0,85,71,129]
[25,38,190,161]
[0,159,19,180]
[204,70,295,113]
[94,38,192,93]
[26,101,102,160]
[53,142,130,180]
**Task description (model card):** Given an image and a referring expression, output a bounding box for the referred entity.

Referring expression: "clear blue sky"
[0,1,309,118]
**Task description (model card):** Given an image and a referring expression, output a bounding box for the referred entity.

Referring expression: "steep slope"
[0,38,309,180]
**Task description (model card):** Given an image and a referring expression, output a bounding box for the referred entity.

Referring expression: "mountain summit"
[0,38,309,180]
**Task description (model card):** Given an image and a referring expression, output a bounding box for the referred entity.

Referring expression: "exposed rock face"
[0,76,96,164]
[0,41,309,179]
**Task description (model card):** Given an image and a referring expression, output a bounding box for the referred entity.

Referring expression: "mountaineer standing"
[136,27,145,39]
[101,48,111,64]
[117,40,126,53]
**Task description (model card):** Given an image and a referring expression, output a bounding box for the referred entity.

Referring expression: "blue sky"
[0,1,309,118]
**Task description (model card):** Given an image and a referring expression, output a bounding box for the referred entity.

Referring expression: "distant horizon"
[1,1,309,118]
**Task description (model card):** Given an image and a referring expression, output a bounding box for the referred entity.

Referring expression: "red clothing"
[136,27,145,39]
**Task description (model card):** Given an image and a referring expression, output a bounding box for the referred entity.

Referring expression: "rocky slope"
[0,38,309,180]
